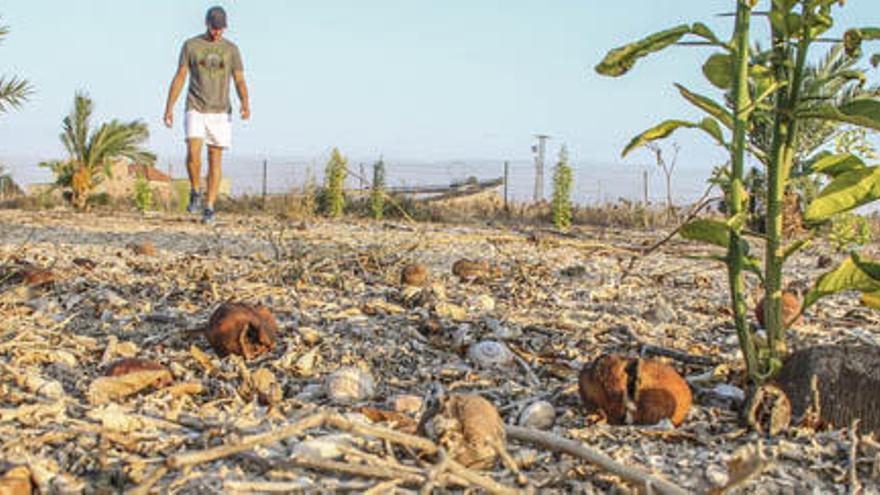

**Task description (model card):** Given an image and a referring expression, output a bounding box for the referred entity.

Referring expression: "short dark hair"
[206,6,227,29]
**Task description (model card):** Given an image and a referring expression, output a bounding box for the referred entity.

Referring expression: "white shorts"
[185,110,232,148]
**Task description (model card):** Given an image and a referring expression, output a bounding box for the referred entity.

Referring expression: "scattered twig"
[504,424,688,495]
[849,420,862,495]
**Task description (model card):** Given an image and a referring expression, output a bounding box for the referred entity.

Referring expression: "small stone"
[434,302,466,320]
[390,394,423,415]
[518,401,556,429]
[468,294,495,312]
[298,327,322,345]
[643,298,675,324]
[705,463,729,488]
[467,340,514,368]
[291,434,358,460]
[326,367,375,405]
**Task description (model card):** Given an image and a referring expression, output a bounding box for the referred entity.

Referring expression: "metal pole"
[359,163,365,191]
[643,169,649,205]
[533,134,550,203]
[262,159,267,207]
[503,161,509,214]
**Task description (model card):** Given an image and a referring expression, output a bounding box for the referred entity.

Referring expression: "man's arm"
[233,70,250,120]
[164,64,188,128]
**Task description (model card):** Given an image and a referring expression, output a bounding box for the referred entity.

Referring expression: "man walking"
[164,6,249,224]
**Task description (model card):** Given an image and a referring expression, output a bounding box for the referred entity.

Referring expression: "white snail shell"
[518,401,556,430]
[467,340,514,368]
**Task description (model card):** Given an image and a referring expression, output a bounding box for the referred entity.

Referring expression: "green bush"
[133,172,152,213]
[322,148,347,218]
[551,146,573,230]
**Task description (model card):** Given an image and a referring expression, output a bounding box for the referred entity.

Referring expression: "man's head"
[205,6,227,41]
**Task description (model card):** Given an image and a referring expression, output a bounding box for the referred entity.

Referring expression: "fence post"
[503,161,509,214]
[262,159,268,208]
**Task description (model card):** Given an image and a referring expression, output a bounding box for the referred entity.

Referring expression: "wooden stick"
[849,420,861,495]
[326,413,439,454]
[504,425,688,495]
[166,410,329,468]
[125,466,168,495]
[282,455,426,485]
[224,479,314,493]
[445,459,522,495]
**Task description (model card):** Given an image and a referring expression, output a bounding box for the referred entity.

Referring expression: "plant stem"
[729,0,759,380]
[765,3,812,366]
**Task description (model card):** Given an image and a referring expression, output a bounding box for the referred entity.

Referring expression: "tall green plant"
[0,21,32,114]
[551,146,573,230]
[323,147,347,218]
[370,158,386,221]
[596,0,880,397]
[40,92,155,210]
[133,172,153,213]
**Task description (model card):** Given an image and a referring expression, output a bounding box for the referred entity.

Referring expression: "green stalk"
[765,3,812,367]
[729,0,759,380]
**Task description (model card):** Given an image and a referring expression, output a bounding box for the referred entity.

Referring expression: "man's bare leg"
[186,138,203,191]
[186,138,204,213]
[205,145,223,210]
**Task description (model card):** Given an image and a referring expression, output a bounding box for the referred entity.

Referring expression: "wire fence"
[221,158,714,207]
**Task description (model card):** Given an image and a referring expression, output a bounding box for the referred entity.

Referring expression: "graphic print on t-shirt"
[197,46,227,80]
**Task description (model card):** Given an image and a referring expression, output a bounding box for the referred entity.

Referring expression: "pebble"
[390,394,423,415]
[518,401,556,429]
[325,367,375,405]
[705,463,729,488]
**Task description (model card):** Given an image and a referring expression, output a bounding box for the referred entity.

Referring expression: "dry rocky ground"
[0,209,879,494]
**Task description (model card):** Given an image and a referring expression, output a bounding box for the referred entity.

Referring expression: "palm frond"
[62,92,92,160]
[0,76,32,113]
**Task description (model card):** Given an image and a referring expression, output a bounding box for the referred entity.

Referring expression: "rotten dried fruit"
[206,302,278,360]
[105,358,173,388]
[452,259,491,281]
[400,263,428,287]
[578,354,692,427]
[130,241,157,256]
[0,464,32,495]
[755,291,803,329]
[18,268,55,288]
[430,394,506,469]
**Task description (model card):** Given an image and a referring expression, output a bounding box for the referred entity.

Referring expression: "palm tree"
[0,22,32,113]
[41,92,156,210]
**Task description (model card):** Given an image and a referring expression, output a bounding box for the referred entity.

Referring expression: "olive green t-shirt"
[179,35,244,114]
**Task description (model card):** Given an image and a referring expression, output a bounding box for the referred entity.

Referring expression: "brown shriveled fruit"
[18,267,55,288]
[578,354,692,427]
[105,358,173,388]
[452,259,491,281]
[0,464,32,495]
[432,394,506,469]
[130,241,157,256]
[72,257,97,270]
[206,301,278,360]
[400,263,429,287]
[755,291,803,329]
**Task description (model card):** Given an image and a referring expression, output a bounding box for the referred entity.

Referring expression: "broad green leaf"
[621,118,725,157]
[803,255,880,309]
[808,153,866,178]
[861,291,880,309]
[851,253,880,280]
[782,238,811,262]
[680,219,729,248]
[804,166,880,223]
[595,25,691,77]
[675,83,735,130]
[690,23,721,45]
[798,99,880,131]
[703,53,733,90]
[698,117,725,146]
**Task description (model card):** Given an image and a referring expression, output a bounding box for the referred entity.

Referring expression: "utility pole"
[262,159,268,207]
[359,163,365,191]
[643,168,649,205]
[532,134,550,202]
[503,161,509,214]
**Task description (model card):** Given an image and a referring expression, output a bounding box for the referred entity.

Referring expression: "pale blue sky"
[1,1,879,187]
